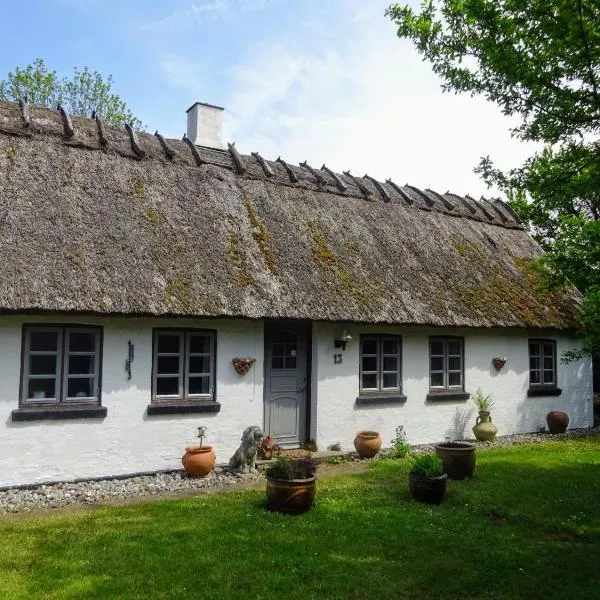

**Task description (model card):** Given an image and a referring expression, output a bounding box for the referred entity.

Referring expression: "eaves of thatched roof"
[0,99,579,329]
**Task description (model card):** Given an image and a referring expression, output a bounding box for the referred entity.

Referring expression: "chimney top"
[186,101,224,113]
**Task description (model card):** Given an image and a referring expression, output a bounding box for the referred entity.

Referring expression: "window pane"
[189,355,211,374]
[430,356,443,371]
[28,378,56,400]
[189,335,211,354]
[157,355,180,374]
[69,332,95,352]
[272,356,284,369]
[29,330,58,352]
[362,339,377,355]
[543,343,554,357]
[361,373,378,389]
[67,377,94,399]
[383,373,398,389]
[543,357,554,370]
[68,354,94,375]
[383,356,397,372]
[430,340,444,355]
[430,372,444,387]
[530,357,540,370]
[30,354,57,376]
[272,343,284,358]
[529,343,540,356]
[530,370,540,384]
[543,370,555,384]
[447,340,461,356]
[157,334,180,354]
[156,377,180,396]
[448,356,461,371]
[362,356,377,372]
[382,339,398,355]
[189,376,210,395]
[284,356,297,370]
[448,372,461,387]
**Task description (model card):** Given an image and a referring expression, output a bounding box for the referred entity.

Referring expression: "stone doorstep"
[256,449,346,467]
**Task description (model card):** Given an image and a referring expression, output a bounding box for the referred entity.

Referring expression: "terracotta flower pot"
[182,445,216,477]
[408,472,448,505]
[546,411,569,434]
[266,476,316,515]
[353,430,382,458]
[434,442,476,480]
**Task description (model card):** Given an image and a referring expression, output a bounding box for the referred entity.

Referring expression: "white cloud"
[223,2,534,198]
[159,55,205,96]
[142,0,278,31]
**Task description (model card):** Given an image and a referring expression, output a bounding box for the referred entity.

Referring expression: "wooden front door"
[264,323,309,447]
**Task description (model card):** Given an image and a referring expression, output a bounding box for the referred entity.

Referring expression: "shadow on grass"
[2,440,600,599]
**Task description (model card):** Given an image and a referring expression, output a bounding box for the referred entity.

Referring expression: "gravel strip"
[1,428,597,514]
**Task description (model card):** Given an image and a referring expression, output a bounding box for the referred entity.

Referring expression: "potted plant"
[182,426,216,478]
[353,430,382,458]
[434,440,476,480]
[471,389,498,442]
[408,453,447,505]
[265,455,317,514]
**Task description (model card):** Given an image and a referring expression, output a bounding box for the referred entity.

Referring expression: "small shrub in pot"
[408,453,448,505]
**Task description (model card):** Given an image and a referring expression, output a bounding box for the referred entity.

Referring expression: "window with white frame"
[429,337,464,390]
[21,326,101,405]
[360,335,402,392]
[152,330,215,402]
[529,339,557,388]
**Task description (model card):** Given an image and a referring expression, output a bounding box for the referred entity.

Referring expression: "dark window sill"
[12,405,107,422]
[147,401,221,415]
[356,394,407,406]
[527,387,562,397]
[427,391,470,402]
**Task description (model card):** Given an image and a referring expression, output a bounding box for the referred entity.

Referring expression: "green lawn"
[2,438,600,600]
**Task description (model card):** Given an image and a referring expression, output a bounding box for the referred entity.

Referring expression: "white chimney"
[186,101,225,149]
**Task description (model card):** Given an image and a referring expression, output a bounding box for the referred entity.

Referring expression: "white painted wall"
[0,316,264,487]
[313,323,593,451]
[0,316,593,487]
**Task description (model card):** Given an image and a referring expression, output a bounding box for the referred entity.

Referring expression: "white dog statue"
[228,425,263,474]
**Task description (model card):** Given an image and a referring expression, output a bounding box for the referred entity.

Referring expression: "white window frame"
[529,339,557,388]
[429,337,464,390]
[359,335,402,393]
[21,326,101,406]
[152,329,216,402]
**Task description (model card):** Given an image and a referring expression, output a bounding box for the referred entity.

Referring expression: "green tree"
[387,0,600,360]
[0,58,142,129]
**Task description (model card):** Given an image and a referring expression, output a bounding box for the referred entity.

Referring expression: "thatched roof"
[0,99,579,328]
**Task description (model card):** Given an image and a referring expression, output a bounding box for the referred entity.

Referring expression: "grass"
[2,438,600,599]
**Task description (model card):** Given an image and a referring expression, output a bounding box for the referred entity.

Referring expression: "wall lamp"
[334,330,353,351]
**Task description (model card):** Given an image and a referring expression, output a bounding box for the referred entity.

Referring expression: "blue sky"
[0,0,532,197]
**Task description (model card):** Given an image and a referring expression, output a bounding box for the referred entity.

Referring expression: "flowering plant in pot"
[265,455,317,514]
[408,453,447,505]
[182,426,216,478]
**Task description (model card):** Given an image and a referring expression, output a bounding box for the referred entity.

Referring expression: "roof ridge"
[0,99,522,229]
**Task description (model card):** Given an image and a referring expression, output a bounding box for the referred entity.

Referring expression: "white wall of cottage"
[0,316,593,487]
[313,323,593,450]
[0,316,264,487]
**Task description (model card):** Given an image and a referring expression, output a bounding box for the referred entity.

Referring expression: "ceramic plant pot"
[266,476,316,515]
[434,442,476,480]
[408,472,448,505]
[353,430,382,458]
[472,411,498,442]
[182,445,216,477]
[546,411,569,434]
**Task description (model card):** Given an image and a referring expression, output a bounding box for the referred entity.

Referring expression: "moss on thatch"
[0,98,581,328]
